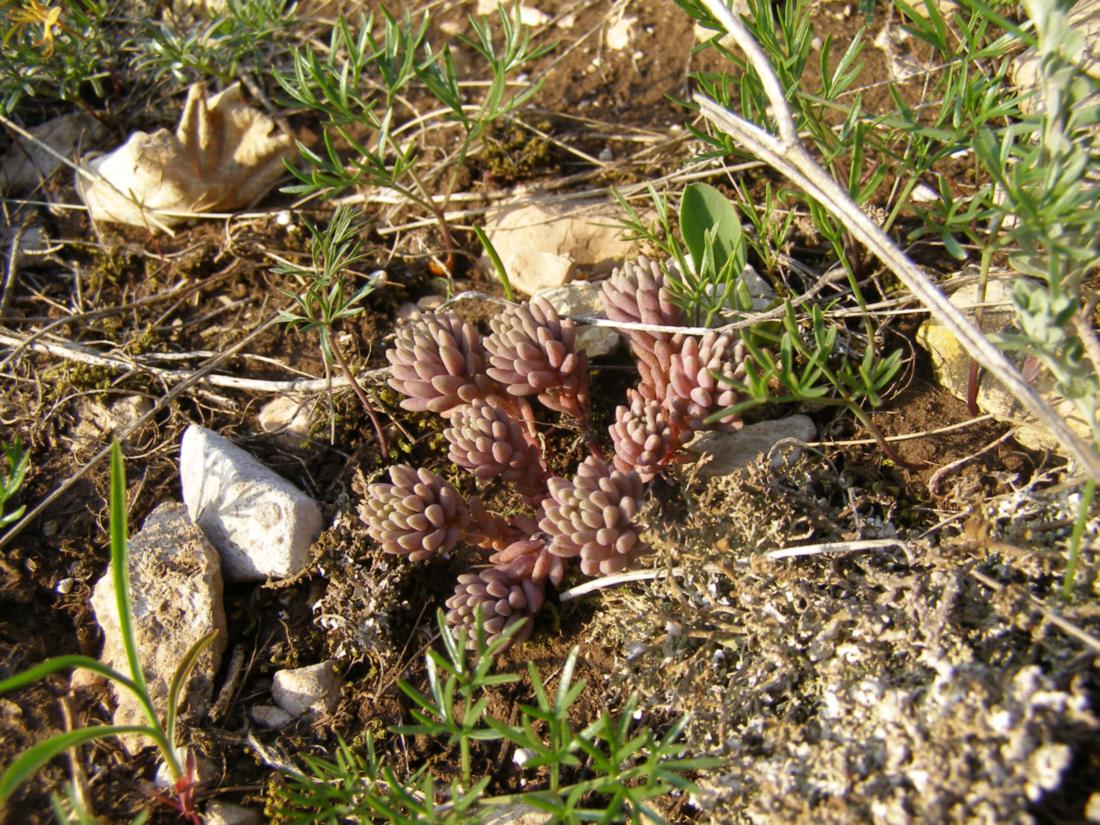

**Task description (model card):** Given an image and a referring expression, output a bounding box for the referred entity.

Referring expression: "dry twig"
[694,0,1100,482]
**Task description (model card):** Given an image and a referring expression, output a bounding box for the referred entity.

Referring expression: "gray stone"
[483,198,639,296]
[90,502,227,751]
[72,395,153,449]
[916,279,1093,454]
[1086,791,1100,823]
[0,113,107,195]
[475,0,548,25]
[154,755,216,791]
[686,415,817,477]
[272,660,342,718]
[605,14,636,50]
[204,801,262,825]
[534,282,604,317]
[180,424,323,581]
[739,265,777,311]
[257,396,315,447]
[534,282,620,358]
[250,704,293,729]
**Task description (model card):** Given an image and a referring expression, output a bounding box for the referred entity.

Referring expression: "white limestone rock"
[482,802,553,825]
[605,14,636,50]
[250,704,293,729]
[90,502,226,751]
[257,395,316,447]
[204,801,262,825]
[476,0,549,26]
[180,424,323,581]
[71,395,153,450]
[533,282,620,358]
[483,198,639,296]
[686,415,817,477]
[916,279,1094,454]
[272,660,342,718]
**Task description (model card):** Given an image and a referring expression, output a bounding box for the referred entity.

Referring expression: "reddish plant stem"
[329,337,390,462]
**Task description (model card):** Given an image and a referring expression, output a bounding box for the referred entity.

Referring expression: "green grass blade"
[164,629,219,759]
[0,655,139,698]
[0,725,151,803]
[109,443,148,701]
[474,225,514,301]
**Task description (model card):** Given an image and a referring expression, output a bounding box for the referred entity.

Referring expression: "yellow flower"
[7,0,65,58]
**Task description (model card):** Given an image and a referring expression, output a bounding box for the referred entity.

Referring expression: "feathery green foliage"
[269,610,716,824]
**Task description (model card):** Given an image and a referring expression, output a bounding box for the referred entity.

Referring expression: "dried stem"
[694,0,1100,482]
[328,336,390,462]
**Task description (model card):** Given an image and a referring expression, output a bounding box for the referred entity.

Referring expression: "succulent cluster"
[603,258,748,473]
[362,259,750,648]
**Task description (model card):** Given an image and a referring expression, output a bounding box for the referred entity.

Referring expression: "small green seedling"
[276,3,553,272]
[0,442,217,823]
[0,439,29,529]
[272,609,718,823]
[274,205,390,456]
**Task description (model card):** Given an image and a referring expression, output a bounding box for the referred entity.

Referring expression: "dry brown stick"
[694,0,1100,482]
[0,223,25,320]
[0,263,239,370]
[328,337,390,462]
[807,414,996,447]
[927,430,1015,496]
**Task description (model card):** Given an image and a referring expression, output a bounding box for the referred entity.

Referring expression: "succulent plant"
[466,496,524,552]
[360,465,469,561]
[445,398,548,501]
[445,566,545,648]
[667,330,748,430]
[539,456,649,577]
[490,535,565,586]
[601,257,685,402]
[484,297,590,425]
[609,391,688,481]
[386,311,496,415]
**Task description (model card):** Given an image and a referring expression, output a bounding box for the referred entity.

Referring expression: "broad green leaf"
[679,182,742,275]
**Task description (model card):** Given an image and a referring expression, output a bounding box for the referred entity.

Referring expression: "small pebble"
[55,577,74,595]
[251,705,293,729]
[911,183,939,203]
[513,747,535,767]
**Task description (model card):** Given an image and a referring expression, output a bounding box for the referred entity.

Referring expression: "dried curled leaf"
[76,83,293,230]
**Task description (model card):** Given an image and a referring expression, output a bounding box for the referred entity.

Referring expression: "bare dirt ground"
[0,0,1098,822]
